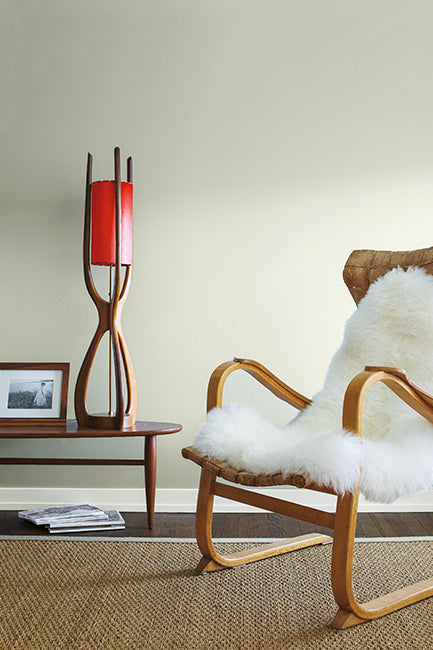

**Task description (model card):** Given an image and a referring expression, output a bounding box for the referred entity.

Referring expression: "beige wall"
[1,1,433,495]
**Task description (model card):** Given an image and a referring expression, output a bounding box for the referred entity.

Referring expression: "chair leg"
[331,490,433,628]
[195,466,332,573]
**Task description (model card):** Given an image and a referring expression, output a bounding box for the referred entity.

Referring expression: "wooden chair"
[182,246,433,628]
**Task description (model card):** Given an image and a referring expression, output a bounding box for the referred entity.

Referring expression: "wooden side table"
[0,420,182,529]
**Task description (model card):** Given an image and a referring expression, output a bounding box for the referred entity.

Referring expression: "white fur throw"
[193,267,433,503]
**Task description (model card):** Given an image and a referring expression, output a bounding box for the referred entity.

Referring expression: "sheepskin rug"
[193,267,433,503]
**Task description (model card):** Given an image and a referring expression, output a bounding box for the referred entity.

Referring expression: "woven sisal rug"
[1,539,432,649]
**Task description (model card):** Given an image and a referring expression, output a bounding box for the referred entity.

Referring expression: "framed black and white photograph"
[0,363,69,426]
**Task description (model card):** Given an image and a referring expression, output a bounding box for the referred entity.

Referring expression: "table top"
[0,419,182,439]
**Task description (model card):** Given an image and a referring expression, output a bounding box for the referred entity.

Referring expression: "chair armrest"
[364,366,433,409]
[207,357,311,412]
[343,366,433,437]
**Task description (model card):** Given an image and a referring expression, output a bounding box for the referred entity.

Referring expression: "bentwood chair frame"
[182,247,433,628]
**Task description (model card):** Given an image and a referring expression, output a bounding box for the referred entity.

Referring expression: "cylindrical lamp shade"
[91,180,133,265]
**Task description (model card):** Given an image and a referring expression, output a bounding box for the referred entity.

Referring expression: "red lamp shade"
[91,180,133,265]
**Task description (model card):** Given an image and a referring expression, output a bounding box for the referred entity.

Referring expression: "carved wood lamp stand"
[74,147,137,430]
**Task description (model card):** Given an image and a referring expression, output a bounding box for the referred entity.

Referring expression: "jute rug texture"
[0,539,432,649]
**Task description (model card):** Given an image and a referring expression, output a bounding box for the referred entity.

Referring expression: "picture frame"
[0,363,70,427]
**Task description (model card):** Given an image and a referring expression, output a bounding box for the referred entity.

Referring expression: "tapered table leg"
[145,435,157,529]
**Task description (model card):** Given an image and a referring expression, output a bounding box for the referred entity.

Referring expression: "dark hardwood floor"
[1,511,433,538]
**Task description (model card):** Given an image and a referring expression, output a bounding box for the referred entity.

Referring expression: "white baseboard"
[1,486,433,512]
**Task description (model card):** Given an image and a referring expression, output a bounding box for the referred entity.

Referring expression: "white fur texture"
[193,267,433,503]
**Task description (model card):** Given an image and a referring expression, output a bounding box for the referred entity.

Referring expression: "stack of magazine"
[18,504,125,534]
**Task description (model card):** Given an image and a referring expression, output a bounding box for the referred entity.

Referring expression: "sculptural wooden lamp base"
[74,147,137,430]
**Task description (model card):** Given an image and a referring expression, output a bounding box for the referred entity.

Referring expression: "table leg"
[144,435,157,529]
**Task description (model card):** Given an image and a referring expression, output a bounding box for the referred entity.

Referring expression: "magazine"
[49,509,125,530]
[18,504,108,525]
[48,510,125,534]
[48,524,125,534]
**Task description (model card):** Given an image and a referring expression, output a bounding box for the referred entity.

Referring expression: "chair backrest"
[343,247,433,305]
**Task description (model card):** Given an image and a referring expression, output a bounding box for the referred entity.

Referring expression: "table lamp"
[74,147,137,430]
